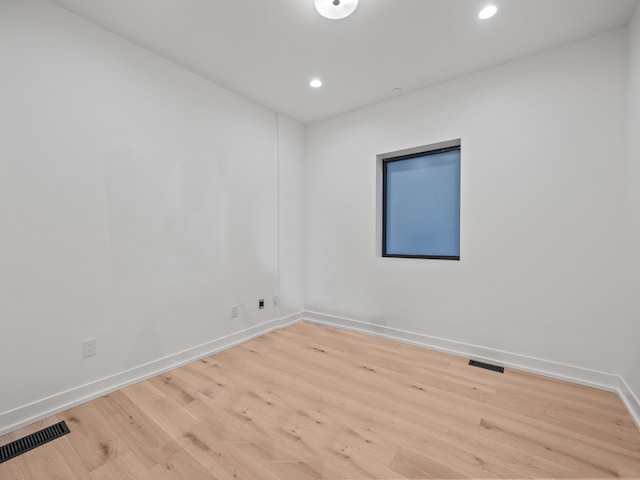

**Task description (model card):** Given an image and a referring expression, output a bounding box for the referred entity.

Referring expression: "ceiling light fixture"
[310,78,323,88]
[315,0,358,20]
[478,5,498,19]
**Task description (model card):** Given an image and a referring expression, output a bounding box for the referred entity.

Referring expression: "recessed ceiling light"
[310,79,323,88]
[315,0,359,20]
[478,5,498,19]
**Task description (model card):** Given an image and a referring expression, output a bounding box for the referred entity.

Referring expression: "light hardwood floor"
[1,322,640,479]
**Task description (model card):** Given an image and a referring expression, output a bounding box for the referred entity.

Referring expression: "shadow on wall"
[102,144,277,368]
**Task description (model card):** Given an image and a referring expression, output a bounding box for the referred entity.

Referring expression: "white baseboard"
[620,377,640,430]
[0,311,303,437]
[277,310,303,329]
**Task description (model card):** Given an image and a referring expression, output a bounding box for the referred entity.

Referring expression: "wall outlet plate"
[83,339,96,358]
[259,299,265,309]
[231,305,239,318]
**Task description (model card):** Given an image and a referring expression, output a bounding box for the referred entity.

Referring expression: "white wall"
[0,0,636,435]
[305,30,629,376]
[625,5,640,398]
[0,0,292,429]
[277,114,306,319]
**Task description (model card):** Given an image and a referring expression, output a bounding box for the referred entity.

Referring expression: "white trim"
[302,311,623,390]
[377,138,461,162]
[278,310,304,329]
[275,112,281,323]
[620,376,640,430]
[0,312,302,437]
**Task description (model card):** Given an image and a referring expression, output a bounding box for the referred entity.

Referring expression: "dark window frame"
[382,145,461,260]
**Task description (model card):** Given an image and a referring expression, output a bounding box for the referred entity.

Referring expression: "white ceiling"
[51,0,639,124]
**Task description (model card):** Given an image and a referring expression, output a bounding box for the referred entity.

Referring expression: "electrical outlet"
[83,339,96,358]
[231,305,239,318]
[258,299,265,309]
[273,295,278,306]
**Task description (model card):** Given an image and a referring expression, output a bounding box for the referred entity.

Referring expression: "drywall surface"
[277,114,306,319]
[305,30,629,375]
[0,0,278,420]
[625,5,640,399]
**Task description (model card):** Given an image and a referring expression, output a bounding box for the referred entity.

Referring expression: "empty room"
[1,0,640,478]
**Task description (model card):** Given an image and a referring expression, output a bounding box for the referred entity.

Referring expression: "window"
[382,142,461,260]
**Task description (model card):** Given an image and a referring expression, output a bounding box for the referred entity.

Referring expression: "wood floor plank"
[96,391,181,469]
[149,450,219,480]
[88,452,154,480]
[0,456,28,480]
[56,400,129,473]
[477,416,621,478]
[389,446,477,479]
[1,321,639,480]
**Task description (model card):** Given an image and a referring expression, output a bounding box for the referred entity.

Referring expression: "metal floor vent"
[469,359,504,374]
[0,421,70,464]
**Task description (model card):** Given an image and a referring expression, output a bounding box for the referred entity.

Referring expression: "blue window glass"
[383,147,460,259]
